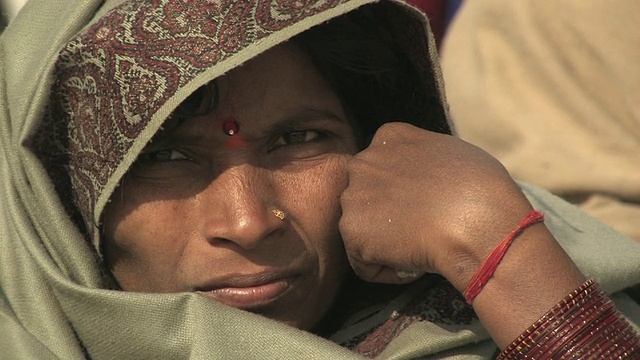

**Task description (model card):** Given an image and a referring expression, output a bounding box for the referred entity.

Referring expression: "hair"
[297,6,428,148]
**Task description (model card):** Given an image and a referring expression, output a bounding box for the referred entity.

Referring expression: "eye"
[273,130,322,147]
[137,149,189,164]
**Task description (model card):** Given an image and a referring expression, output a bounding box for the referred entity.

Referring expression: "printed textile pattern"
[342,278,478,357]
[33,0,347,232]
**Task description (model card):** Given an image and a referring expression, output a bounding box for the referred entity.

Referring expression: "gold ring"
[272,208,286,221]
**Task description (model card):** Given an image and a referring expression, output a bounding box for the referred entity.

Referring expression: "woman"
[1,0,639,358]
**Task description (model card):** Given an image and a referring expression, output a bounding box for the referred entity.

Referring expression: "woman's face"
[102,42,358,330]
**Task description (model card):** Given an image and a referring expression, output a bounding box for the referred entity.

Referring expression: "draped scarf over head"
[1,0,639,359]
[33,0,449,253]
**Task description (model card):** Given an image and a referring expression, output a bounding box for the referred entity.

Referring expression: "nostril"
[203,205,286,251]
[198,164,282,250]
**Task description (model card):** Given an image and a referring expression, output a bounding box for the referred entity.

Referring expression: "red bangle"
[498,279,640,359]
[463,209,544,304]
[499,280,597,359]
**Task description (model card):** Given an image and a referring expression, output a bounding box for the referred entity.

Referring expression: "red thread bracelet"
[463,209,544,304]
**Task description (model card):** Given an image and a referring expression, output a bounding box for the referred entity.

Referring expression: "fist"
[339,123,533,290]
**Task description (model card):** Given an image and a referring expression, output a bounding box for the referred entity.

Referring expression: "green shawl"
[1,0,639,358]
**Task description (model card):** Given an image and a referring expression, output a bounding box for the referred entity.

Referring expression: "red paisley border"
[35,0,352,233]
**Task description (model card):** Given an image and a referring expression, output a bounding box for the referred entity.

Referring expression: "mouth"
[195,274,298,310]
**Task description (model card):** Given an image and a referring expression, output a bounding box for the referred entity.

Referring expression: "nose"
[199,165,284,250]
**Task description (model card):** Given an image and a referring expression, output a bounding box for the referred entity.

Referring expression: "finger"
[395,269,422,279]
[364,266,424,284]
[348,254,423,284]
[347,257,385,283]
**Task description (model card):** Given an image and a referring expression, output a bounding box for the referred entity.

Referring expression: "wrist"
[463,210,545,304]
[453,217,586,347]
[434,209,542,294]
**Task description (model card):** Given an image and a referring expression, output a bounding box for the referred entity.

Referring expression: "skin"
[102,42,358,331]
[339,123,586,347]
[104,39,587,348]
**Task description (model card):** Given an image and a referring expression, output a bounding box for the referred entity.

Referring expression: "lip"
[195,273,298,310]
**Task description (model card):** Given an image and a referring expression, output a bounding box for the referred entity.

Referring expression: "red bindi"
[220,118,248,149]
[223,119,240,136]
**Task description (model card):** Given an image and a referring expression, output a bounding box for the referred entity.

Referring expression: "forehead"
[160,41,347,138]
[215,42,326,109]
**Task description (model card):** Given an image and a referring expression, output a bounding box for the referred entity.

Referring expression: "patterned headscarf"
[33,0,449,252]
[4,1,639,358]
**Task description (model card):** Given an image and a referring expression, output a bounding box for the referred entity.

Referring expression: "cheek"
[102,191,193,292]
[284,155,347,214]
[278,155,350,261]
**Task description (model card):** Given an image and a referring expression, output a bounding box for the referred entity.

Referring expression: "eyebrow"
[266,108,348,133]
[147,107,349,148]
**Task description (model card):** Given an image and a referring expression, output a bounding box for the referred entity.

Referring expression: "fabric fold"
[1,0,639,359]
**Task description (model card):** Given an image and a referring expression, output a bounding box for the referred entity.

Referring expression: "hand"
[339,122,534,290]
[340,122,587,348]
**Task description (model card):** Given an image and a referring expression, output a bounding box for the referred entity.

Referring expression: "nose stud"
[223,119,239,136]
[271,208,286,221]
